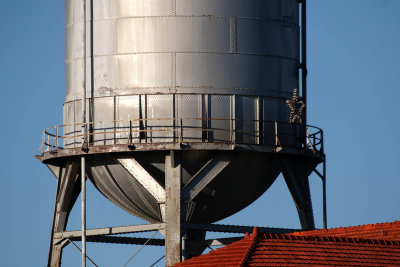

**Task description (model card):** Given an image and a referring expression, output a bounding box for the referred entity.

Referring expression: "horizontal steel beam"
[54,223,165,239]
[182,223,299,234]
[55,222,298,239]
[69,236,165,246]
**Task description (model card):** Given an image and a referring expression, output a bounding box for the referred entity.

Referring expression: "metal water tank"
[39,0,325,265]
[58,0,310,223]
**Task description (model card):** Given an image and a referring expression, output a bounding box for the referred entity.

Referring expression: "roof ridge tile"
[239,227,259,267]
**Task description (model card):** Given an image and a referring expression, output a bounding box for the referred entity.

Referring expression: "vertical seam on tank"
[171,0,176,16]
[112,19,118,55]
[230,17,237,54]
[171,53,176,92]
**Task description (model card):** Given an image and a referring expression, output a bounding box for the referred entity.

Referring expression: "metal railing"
[37,118,323,155]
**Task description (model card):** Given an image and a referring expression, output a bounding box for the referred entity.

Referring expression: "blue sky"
[1,0,399,266]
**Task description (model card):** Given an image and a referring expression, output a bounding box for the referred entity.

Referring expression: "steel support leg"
[280,157,316,230]
[48,161,81,267]
[313,156,327,229]
[165,151,182,266]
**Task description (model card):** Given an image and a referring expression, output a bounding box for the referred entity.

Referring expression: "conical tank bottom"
[87,151,281,224]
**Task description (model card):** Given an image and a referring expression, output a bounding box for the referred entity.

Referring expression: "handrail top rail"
[38,118,324,157]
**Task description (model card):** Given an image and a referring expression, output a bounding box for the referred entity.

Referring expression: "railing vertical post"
[274,121,278,147]
[206,118,209,142]
[129,120,132,144]
[103,122,106,145]
[114,120,116,145]
[42,130,46,153]
[313,130,315,146]
[47,134,50,152]
[306,126,309,148]
[321,130,324,153]
[180,119,183,142]
[56,126,58,150]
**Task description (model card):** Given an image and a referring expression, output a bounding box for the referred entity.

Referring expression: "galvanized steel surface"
[66,0,298,99]
[64,0,301,144]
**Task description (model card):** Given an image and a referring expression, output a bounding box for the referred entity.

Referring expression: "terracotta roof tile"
[247,234,400,266]
[175,221,400,267]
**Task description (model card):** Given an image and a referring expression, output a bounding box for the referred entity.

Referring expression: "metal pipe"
[82,0,88,264]
[81,156,87,267]
[89,0,94,143]
[82,0,87,139]
[301,0,307,126]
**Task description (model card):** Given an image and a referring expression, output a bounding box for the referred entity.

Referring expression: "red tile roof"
[175,221,400,266]
[292,221,400,241]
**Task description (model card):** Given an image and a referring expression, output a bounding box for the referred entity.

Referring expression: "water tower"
[37,0,326,266]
